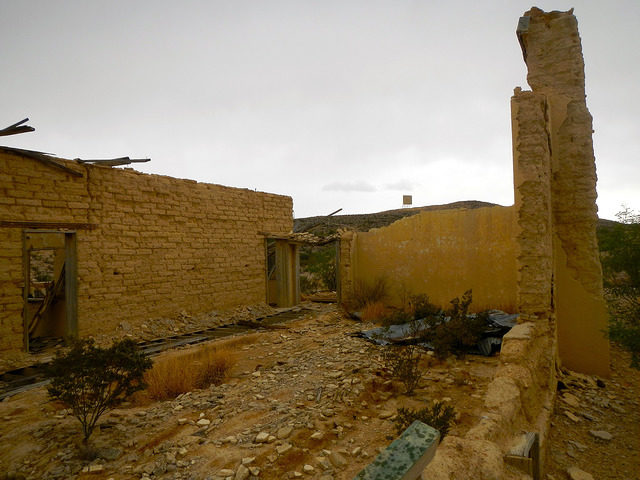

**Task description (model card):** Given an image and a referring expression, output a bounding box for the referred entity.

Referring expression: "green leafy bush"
[47,338,152,443]
[300,244,337,292]
[394,402,456,437]
[598,207,640,368]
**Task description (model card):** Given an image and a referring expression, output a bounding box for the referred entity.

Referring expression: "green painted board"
[353,420,440,480]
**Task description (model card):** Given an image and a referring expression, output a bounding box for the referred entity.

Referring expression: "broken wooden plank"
[0,118,35,137]
[75,157,151,166]
[505,432,540,480]
[0,221,96,230]
[0,146,83,177]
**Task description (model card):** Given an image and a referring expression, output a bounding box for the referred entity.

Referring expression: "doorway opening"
[23,230,78,352]
[265,238,300,307]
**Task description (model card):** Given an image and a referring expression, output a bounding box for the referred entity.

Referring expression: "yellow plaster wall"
[351,206,518,312]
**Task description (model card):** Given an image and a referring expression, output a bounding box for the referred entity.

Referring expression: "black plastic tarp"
[354,310,519,356]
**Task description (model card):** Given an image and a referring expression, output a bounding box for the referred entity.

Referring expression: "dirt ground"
[0,305,497,480]
[544,343,640,480]
[1,305,637,480]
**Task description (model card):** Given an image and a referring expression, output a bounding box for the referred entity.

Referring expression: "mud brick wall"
[0,151,292,354]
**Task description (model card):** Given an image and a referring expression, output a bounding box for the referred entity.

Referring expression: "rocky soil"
[544,344,640,480]
[2,304,637,480]
[0,305,498,480]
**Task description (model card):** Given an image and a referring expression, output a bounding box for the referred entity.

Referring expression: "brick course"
[0,152,292,354]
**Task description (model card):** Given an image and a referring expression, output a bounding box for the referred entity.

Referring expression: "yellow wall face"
[0,152,293,355]
[351,206,518,313]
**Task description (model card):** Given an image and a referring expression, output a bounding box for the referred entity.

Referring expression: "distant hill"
[294,200,499,236]
[294,200,620,237]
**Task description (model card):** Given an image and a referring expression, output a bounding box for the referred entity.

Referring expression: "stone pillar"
[511,89,553,321]
[516,8,609,376]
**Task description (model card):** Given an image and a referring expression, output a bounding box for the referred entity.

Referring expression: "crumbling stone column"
[512,89,553,321]
[515,8,609,376]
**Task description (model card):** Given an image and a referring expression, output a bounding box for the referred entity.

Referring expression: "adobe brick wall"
[0,151,292,355]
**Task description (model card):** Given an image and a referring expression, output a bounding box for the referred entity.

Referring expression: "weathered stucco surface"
[347,206,518,312]
[0,151,292,355]
[518,7,609,376]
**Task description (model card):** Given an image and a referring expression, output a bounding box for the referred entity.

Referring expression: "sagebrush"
[382,344,422,394]
[47,338,152,443]
[394,401,456,437]
[418,289,487,359]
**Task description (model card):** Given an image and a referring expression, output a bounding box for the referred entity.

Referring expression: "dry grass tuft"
[361,301,387,322]
[144,345,235,401]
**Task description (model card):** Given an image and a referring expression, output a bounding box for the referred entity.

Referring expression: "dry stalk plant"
[144,345,235,400]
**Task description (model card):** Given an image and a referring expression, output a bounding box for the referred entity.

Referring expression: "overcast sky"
[1,1,638,220]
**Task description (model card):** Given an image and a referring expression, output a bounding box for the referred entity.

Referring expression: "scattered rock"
[277,425,294,439]
[303,464,315,474]
[562,393,580,408]
[196,418,211,427]
[567,466,595,480]
[564,411,580,423]
[328,451,347,468]
[235,464,250,480]
[276,443,292,455]
[589,430,613,441]
[255,432,270,443]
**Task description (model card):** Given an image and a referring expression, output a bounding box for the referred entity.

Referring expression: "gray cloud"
[322,181,377,192]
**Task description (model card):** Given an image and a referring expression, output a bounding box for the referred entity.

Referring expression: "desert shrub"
[299,273,319,294]
[408,294,442,320]
[418,290,487,359]
[598,207,640,368]
[394,401,456,438]
[145,346,234,400]
[598,207,640,286]
[47,338,152,443]
[606,286,640,368]
[381,344,423,394]
[381,309,413,326]
[300,244,337,292]
[352,277,389,309]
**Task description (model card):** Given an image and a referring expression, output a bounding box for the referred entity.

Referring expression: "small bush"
[382,344,422,394]
[418,290,487,359]
[394,401,456,438]
[47,338,152,444]
[381,309,413,326]
[606,286,640,368]
[352,277,389,309]
[408,294,441,320]
[144,346,234,400]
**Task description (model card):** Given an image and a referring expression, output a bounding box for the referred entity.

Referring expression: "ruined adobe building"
[0,150,296,357]
[340,7,609,379]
